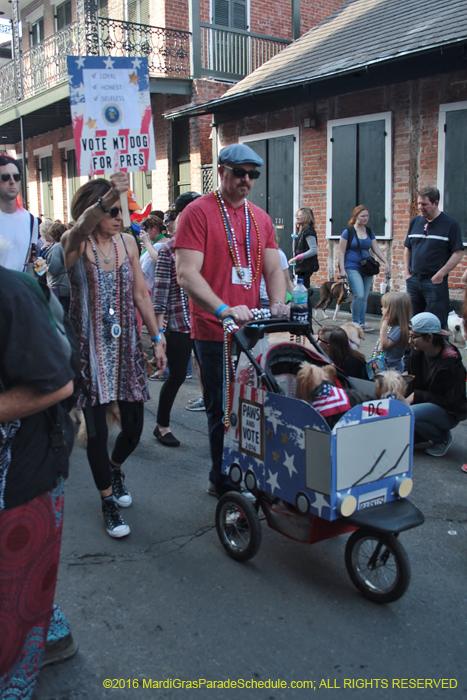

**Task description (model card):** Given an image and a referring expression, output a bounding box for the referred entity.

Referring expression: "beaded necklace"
[215,188,261,290]
[180,287,191,330]
[89,235,121,339]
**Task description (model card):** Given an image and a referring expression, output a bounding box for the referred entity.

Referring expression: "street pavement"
[34,312,467,700]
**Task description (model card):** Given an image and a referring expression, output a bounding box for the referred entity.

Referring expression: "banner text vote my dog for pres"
[67,55,156,176]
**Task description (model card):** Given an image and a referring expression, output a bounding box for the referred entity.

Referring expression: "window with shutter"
[97,0,108,19]
[127,0,149,25]
[439,104,467,243]
[327,113,392,238]
[214,0,247,28]
[56,1,72,31]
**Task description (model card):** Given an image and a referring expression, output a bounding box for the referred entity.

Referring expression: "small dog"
[296,363,352,428]
[315,279,352,321]
[341,321,365,350]
[447,310,466,346]
[374,370,412,405]
[73,402,122,447]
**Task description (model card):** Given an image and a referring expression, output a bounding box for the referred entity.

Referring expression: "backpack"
[13,272,81,411]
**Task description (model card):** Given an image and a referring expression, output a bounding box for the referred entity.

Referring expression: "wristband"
[297,253,303,261]
[96,196,109,213]
[152,334,162,343]
[214,304,229,319]
[159,328,164,333]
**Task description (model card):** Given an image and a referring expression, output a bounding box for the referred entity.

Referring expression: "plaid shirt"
[152,238,190,333]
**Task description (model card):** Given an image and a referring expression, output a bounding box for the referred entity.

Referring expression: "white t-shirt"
[259,248,289,306]
[0,208,38,271]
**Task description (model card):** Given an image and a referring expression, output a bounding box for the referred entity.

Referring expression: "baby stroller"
[215,319,424,603]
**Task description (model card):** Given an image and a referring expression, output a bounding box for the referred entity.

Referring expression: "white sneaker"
[186,396,205,411]
[102,499,130,538]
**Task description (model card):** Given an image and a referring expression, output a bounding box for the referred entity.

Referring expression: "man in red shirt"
[175,143,287,496]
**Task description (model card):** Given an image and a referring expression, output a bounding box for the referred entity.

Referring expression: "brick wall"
[300,0,348,34]
[217,69,467,295]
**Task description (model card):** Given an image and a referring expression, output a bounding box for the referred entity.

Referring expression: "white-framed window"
[30,18,44,46]
[437,101,467,244]
[326,112,392,239]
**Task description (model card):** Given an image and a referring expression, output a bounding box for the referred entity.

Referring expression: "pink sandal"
[461,464,467,473]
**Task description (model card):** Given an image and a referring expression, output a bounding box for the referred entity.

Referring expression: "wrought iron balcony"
[0,17,290,114]
[96,17,190,77]
[200,23,291,79]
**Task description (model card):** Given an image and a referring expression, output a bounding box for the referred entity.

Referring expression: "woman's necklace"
[89,236,121,339]
[215,188,261,290]
[95,238,113,264]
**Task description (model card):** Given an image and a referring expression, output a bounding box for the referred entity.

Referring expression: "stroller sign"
[239,398,264,460]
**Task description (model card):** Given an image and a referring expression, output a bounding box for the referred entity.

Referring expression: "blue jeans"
[345,268,373,325]
[194,339,231,490]
[406,275,449,329]
[411,402,458,444]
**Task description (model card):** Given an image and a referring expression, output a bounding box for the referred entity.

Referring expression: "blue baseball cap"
[218,144,263,167]
[410,312,450,336]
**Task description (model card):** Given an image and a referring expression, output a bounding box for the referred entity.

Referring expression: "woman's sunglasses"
[1,173,21,182]
[108,206,122,218]
[223,165,260,180]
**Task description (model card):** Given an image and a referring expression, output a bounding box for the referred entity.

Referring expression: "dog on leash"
[315,278,352,321]
[447,310,466,346]
[71,402,122,447]
[341,321,365,350]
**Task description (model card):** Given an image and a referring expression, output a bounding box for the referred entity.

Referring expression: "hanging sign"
[67,56,156,177]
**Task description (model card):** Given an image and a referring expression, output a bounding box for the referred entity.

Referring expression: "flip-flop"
[461,464,467,473]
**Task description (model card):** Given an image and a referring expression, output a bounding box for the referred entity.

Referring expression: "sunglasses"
[223,165,260,180]
[318,337,329,345]
[108,206,122,218]
[1,173,21,182]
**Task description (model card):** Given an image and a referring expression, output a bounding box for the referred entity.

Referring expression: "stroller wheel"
[216,492,262,562]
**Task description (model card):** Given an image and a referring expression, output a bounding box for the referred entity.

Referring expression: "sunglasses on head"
[1,173,21,182]
[223,165,260,180]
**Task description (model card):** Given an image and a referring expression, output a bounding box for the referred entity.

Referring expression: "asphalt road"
[34,313,467,700]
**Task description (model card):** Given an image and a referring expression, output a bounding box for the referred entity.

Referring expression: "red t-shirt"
[175,192,277,341]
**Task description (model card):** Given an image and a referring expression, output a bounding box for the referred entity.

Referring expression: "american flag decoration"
[311,383,351,419]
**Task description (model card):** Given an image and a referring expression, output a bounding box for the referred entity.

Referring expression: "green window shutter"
[98,0,108,18]
[331,124,357,236]
[214,0,229,26]
[357,120,386,235]
[233,1,246,29]
[445,110,467,242]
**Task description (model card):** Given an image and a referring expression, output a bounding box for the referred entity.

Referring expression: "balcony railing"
[0,17,291,113]
[96,17,190,77]
[200,23,291,79]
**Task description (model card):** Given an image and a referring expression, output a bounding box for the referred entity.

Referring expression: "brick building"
[168,0,467,299]
[0,0,344,222]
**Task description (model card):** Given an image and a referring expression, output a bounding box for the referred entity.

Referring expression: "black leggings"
[83,400,144,491]
[156,331,193,427]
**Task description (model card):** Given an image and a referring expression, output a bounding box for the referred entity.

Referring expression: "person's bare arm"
[404,247,412,279]
[140,232,159,263]
[262,248,286,306]
[176,248,253,322]
[379,318,396,351]
[284,268,294,295]
[371,240,391,275]
[338,236,347,276]
[0,381,73,422]
[127,234,160,341]
[432,249,464,284]
[62,172,129,269]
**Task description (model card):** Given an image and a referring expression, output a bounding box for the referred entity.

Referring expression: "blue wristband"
[159,328,164,333]
[214,304,229,319]
[152,334,162,343]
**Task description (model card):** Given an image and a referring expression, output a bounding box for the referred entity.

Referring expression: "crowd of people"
[1,144,466,698]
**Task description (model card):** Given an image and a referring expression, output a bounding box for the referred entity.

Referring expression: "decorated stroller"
[215,318,424,603]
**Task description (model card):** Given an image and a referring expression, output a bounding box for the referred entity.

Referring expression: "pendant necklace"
[95,238,113,264]
[215,188,262,290]
[89,236,121,338]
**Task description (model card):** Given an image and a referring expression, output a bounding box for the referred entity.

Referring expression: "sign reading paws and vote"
[67,56,156,176]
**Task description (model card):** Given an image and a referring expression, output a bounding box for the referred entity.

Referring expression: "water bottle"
[290,278,309,325]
